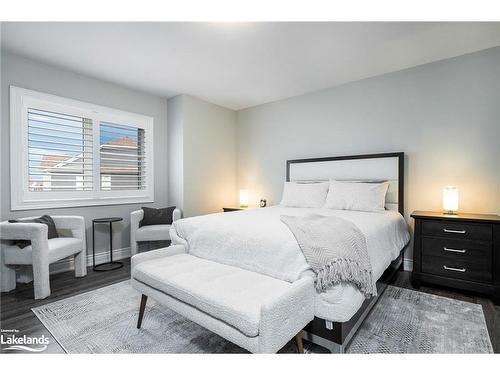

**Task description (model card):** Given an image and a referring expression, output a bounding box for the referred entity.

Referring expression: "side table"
[92,217,124,272]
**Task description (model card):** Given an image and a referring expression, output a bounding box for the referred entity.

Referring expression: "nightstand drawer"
[421,220,492,241]
[421,255,492,283]
[422,237,492,263]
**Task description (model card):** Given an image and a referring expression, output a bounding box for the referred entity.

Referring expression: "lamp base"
[444,211,457,215]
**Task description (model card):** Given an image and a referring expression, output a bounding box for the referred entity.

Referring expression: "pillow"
[280,181,329,208]
[8,215,59,249]
[140,206,176,227]
[324,179,389,212]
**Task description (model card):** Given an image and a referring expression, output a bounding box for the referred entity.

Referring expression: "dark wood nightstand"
[411,211,500,304]
[222,207,245,212]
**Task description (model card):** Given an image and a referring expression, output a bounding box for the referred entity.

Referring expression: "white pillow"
[324,179,389,212]
[280,181,329,208]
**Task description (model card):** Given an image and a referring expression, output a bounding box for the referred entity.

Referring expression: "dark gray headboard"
[286,152,404,215]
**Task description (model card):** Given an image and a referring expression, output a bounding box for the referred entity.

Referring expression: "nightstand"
[411,211,500,304]
[222,207,245,212]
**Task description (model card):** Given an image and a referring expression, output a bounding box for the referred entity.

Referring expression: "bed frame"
[286,152,406,353]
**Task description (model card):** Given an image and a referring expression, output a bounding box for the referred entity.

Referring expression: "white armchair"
[130,208,182,256]
[0,216,87,299]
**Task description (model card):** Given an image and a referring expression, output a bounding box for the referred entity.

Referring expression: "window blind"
[99,122,146,191]
[28,108,93,192]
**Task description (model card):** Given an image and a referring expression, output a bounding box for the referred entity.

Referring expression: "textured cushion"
[135,224,171,242]
[132,254,292,337]
[8,215,59,248]
[140,207,175,227]
[280,181,329,208]
[324,179,389,212]
[3,237,83,265]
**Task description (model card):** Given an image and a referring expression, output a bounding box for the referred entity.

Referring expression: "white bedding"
[171,206,409,322]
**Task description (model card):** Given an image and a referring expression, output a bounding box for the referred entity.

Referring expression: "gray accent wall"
[236,47,500,259]
[1,52,169,257]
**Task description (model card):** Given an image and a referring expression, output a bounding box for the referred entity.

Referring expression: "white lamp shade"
[443,186,459,213]
[239,189,249,207]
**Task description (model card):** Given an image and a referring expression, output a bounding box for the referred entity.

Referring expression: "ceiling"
[2,22,499,110]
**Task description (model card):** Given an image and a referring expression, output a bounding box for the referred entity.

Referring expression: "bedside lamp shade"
[443,186,459,214]
[239,189,249,207]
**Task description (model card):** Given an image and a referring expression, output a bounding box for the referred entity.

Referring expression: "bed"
[170,152,409,353]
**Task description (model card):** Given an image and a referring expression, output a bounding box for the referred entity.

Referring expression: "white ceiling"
[2,22,499,110]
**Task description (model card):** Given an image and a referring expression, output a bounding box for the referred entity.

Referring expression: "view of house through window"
[99,122,146,191]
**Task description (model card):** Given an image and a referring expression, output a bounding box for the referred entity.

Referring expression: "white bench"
[131,245,315,353]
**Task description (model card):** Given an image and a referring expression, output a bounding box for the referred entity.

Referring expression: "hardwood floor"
[1,263,498,353]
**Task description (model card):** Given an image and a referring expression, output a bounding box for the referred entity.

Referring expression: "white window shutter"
[27,108,93,192]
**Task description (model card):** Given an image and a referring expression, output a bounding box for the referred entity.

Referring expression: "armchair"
[130,208,182,256]
[0,216,87,299]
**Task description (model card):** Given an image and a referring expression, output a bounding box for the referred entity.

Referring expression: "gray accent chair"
[0,216,87,299]
[130,208,182,256]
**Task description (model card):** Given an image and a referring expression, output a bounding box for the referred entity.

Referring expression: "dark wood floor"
[1,261,498,353]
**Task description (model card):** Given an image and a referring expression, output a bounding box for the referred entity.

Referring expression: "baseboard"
[50,247,132,275]
[403,258,413,272]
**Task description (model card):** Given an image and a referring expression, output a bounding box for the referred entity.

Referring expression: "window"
[10,86,154,210]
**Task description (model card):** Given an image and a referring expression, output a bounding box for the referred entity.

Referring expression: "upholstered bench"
[131,245,315,353]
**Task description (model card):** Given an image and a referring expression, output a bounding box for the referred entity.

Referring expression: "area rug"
[32,281,493,353]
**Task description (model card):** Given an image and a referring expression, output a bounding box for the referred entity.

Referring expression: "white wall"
[0,52,169,256]
[237,47,500,258]
[168,95,237,217]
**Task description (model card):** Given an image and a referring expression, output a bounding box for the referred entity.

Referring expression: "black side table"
[92,217,124,272]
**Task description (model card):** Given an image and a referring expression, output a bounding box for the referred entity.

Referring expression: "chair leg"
[295,333,304,353]
[0,259,16,292]
[74,250,87,278]
[33,264,50,300]
[130,241,138,256]
[137,294,148,328]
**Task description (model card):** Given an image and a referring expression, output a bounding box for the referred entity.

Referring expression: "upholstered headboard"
[286,152,404,215]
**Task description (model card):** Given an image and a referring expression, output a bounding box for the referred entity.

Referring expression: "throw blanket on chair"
[280,214,377,297]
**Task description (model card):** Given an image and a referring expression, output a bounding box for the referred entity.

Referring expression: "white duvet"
[171,206,410,322]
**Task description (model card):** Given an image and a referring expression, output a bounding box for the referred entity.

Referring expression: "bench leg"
[295,333,304,353]
[137,294,148,329]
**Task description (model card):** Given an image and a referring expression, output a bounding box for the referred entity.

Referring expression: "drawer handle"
[443,247,466,254]
[443,228,466,234]
[443,265,466,273]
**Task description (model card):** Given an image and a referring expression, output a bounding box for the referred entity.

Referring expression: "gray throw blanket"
[280,214,377,297]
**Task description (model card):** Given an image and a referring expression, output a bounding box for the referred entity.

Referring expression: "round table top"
[93,217,123,223]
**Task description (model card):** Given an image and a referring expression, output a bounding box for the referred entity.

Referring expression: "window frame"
[10,86,155,210]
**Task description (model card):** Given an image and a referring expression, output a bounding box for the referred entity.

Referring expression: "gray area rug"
[32,281,493,353]
[348,285,492,353]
